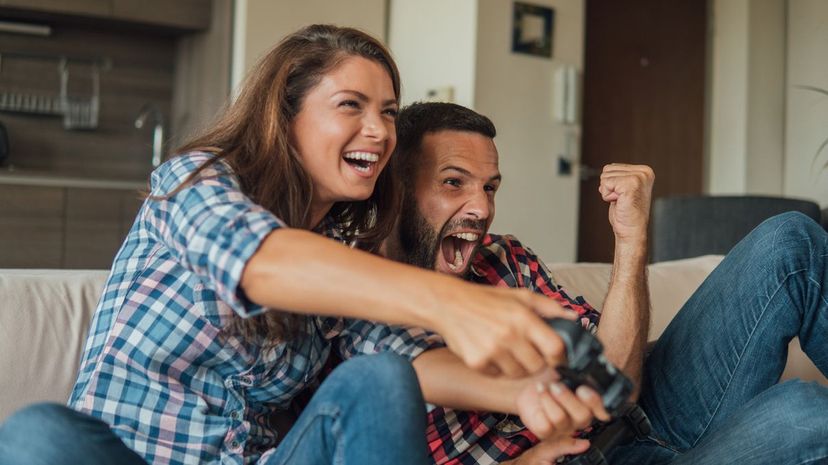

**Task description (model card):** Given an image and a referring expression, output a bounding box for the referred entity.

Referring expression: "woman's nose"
[362,114,389,141]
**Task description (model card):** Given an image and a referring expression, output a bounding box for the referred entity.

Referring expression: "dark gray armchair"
[650,195,823,262]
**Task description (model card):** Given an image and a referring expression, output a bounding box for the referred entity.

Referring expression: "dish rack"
[0,52,111,130]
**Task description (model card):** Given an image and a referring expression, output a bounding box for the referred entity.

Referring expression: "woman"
[0,25,578,465]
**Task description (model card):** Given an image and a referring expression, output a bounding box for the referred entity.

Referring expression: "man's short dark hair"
[394,102,496,188]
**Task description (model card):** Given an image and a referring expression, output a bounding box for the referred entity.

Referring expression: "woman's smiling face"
[291,55,399,222]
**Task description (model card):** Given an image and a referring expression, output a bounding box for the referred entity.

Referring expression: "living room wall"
[785,0,828,208]
[230,0,387,93]
[707,0,827,209]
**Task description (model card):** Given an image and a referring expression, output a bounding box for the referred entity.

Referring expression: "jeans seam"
[691,268,806,447]
[277,406,341,464]
[802,454,828,465]
[807,276,828,307]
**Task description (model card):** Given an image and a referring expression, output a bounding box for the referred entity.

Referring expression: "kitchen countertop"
[0,167,147,190]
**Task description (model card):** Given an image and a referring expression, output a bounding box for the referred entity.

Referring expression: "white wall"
[746,0,786,195]
[476,0,584,262]
[389,0,477,107]
[709,0,750,194]
[231,0,387,94]
[785,0,828,207]
[708,0,786,196]
[708,0,826,208]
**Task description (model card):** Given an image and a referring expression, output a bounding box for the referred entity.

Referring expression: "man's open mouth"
[343,151,379,175]
[440,231,481,272]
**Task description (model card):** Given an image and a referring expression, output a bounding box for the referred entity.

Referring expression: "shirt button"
[230,411,240,420]
[230,440,240,449]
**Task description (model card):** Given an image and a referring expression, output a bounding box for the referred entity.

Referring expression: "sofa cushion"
[549,255,722,337]
[0,269,107,421]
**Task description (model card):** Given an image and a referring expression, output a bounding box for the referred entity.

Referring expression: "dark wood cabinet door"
[0,185,64,268]
[64,187,123,269]
[111,0,210,31]
[0,0,110,17]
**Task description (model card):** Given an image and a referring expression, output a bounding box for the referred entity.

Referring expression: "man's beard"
[399,194,439,270]
[398,194,484,278]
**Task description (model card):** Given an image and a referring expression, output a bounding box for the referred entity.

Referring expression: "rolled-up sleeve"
[143,152,284,317]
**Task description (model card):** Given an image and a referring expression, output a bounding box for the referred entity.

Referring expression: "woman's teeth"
[343,152,380,162]
[343,152,379,173]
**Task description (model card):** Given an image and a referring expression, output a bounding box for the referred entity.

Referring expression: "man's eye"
[444,178,461,187]
[484,184,498,193]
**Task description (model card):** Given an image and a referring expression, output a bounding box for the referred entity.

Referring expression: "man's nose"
[464,190,491,221]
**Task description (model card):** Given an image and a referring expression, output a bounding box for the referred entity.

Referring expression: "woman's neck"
[309,201,333,230]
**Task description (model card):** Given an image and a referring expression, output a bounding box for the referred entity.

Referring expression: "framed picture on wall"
[512,2,554,58]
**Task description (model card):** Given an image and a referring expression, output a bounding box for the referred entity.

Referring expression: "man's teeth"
[451,232,480,242]
[343,152,379,162]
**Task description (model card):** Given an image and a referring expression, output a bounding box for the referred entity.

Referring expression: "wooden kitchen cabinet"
[64,187,125,269]
[111,0,211,31]
[0,0,210,32]
[0,184,145,269]
[0,184,64,268]
[0,0,110,18]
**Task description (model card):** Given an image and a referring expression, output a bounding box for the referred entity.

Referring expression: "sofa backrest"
[2,256,824,423]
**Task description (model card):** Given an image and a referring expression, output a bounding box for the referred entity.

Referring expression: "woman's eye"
[444,178,461,187]
[484,184,497,193]
[383,108,398,118]
[339,100,360,109]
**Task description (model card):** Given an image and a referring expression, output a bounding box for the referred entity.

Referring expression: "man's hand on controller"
[514,369,610,441]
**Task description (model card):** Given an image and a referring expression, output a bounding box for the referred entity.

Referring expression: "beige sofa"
[1,256,825,422]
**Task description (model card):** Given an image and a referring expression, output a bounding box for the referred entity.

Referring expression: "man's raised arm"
[593,164,654,399]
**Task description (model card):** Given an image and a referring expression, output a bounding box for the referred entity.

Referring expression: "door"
[578,0,707,262]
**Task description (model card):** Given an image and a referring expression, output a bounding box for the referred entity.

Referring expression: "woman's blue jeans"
[0,352,428,465]
[610,212,828,464]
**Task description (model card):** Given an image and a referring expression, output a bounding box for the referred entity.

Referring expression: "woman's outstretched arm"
[242,227,572,378]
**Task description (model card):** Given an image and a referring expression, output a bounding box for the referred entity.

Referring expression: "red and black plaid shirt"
[424,233,602,465]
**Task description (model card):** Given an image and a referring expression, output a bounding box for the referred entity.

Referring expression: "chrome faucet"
[134,103,165,168]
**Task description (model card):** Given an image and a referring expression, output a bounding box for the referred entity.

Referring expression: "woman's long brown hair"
[169,25,402,346]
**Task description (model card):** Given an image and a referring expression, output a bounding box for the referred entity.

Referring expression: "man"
[382,102,828,465]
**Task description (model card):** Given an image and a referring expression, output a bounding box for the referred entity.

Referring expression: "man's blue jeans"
[610,212,828,464]
[0,352,429,465]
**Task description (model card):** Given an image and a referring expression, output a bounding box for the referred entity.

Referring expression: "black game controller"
[546,318,649,464]
[560,403,652,465]
[546,318,632,416]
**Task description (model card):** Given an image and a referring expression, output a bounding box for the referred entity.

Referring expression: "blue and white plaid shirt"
[69,152,441,465]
